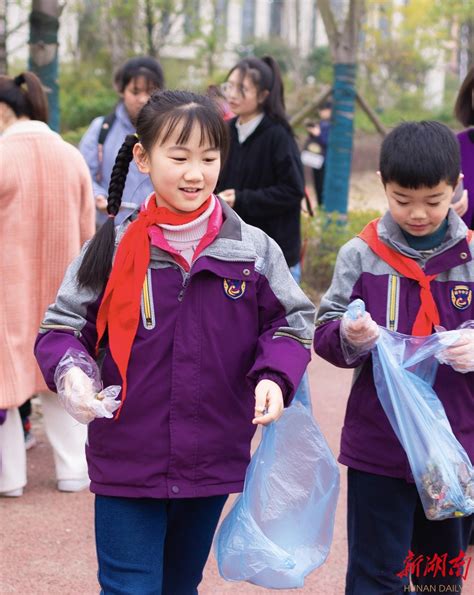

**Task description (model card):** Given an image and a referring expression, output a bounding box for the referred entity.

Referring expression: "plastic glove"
[340,299,380,364]
[437,322,474,374]
[252,379,284,426]
[54,348,121,424]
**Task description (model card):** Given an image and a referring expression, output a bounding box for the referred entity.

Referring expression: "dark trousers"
[95,494,228,595]
[346,468,473,595]
[312,166,325,206]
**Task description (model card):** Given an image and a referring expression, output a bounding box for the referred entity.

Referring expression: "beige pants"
[0,392,88,492]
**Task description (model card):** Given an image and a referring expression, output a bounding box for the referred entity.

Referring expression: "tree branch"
[317,0,339,51]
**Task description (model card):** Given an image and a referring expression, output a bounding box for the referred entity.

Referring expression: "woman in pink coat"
[0,72,95,496]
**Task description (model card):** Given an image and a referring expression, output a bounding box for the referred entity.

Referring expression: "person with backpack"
[79,56,164,226]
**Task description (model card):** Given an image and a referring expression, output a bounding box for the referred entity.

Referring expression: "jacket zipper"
[142,271,155,329]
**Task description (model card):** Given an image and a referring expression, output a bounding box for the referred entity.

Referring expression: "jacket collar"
[116,196,257,266]
[1,119,57,138]
[229,114,274,145]
[378,209,472,274]
[115,102,135,132]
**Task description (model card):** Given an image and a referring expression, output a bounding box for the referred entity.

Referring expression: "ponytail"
[260,55,291,133]
[227,55,292,134]
[77,134,139,291]
[0,71,48,122]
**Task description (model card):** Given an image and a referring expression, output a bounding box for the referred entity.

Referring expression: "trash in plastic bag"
[214,392,340,589]
[372,323,474,520]
[54,348,121,424]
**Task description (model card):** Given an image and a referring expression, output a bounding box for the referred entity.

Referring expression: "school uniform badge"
[223,278,246,300]
[450,285,472,310]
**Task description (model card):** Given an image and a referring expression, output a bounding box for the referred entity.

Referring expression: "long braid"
[107,135,138,216]
[77,135,138,291]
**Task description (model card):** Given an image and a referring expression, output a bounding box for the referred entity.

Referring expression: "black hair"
[0,71,48,122]
[379,121,460,189]
[454,65,474,127]
[77,90,229,292]
[227,55,292,134]
[114,56,165,93]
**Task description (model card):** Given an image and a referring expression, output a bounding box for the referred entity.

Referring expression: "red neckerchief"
[96,195,212,417]
[359,219,473,336]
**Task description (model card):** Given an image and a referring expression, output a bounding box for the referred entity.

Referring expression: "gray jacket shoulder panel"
[39,242,101,334]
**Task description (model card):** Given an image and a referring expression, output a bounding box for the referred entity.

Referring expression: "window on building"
[241,0,255,42]
[215,0,228,39]
[269,0,283,37]
[184,0,200,36]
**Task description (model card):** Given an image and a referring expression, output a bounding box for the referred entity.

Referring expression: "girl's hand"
[95,194,108,212]
[60,367,121,424]
[252,379,284,425]
[219,189,236,208]
[452,190,468,218]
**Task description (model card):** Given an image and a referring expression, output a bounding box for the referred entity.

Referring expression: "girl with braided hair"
[34,89,315,593]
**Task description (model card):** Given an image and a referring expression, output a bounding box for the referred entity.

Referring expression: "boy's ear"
[133,143,150,174]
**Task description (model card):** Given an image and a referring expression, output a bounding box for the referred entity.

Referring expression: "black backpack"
[95,112,116,183]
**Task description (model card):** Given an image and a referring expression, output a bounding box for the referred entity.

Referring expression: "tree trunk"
[0,0,7,74]
[29,0,61,131]
[145,0,157,57]
[322,62,357,214]
[317,0,365,214]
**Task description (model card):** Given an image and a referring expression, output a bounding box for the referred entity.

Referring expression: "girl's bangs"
[160,107,227,153]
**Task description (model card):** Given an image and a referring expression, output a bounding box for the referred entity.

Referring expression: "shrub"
[301,209,381,295]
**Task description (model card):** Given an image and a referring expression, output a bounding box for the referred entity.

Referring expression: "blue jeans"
[95,494,227,594]
[289,263,312,409]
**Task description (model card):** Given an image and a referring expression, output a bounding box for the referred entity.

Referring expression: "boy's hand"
[340,311,380,349]
[253,379,284,426]
[438,329,474,373]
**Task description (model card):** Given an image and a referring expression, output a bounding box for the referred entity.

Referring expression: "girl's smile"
[133,123,221,213]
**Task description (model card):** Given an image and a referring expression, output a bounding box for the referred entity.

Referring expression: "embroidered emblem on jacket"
[223,278,246,300]
[450,285,472,310]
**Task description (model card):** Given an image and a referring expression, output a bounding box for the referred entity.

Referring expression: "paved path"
[1,356,472,594]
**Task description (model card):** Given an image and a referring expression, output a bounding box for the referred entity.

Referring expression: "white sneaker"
[0,488,23,497]
[57,478,90,493]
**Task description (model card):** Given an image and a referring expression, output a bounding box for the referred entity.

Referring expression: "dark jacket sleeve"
[234,128,305,219]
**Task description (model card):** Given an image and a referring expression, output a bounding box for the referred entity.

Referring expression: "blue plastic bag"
[214,393,340,589]
[372,325,474,520]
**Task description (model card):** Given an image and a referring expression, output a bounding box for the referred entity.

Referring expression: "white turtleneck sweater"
[158,195,215,265]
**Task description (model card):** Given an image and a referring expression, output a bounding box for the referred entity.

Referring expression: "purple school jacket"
[314,210,474,481]
[35,200,315,499]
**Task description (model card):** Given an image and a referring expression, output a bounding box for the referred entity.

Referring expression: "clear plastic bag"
[372,326,474,520]
[214,393,340,589]
[54,348,121,424]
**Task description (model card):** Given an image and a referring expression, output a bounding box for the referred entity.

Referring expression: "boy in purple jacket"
[314,121,473,594]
